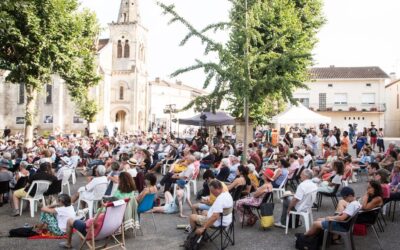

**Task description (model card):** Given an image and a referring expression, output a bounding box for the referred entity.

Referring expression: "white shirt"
[55,206,76,232]
[207,191,233,227]
[327,136,338,147]
[294,179,318,212]
[227,163,240,182]
[180,163,195,180]
[331,174,343,185]
[80,176,108,200]
[304,154,313,168]
[70,155,80,168]
[127,168,138,178]
[343,200,361,217]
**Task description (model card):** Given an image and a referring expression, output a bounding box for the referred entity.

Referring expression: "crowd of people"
[0,123,399,249]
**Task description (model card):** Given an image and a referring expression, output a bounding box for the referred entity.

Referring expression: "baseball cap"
[340,187,355,198]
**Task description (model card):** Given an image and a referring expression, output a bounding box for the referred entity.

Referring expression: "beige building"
[148,78,207,133]
[385,78,400,137]
[293,66,389,131]
[0,0,149,134]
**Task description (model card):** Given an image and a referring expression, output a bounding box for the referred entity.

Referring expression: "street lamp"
[163,104,177,135]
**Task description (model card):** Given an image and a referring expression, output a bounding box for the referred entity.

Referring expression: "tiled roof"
[310,66,389,79]
[97,38,109,52]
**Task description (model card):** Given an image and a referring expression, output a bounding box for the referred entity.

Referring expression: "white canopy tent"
[272,104,331,124]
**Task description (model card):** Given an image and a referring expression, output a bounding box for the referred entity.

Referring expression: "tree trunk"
[24,85,37,147]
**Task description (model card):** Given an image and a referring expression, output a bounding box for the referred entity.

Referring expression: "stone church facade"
[0,0,149,134]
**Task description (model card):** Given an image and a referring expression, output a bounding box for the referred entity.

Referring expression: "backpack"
[295,232,323,250]
[183,229,204,250]
[259,203,274,229]
[9,227,39,238]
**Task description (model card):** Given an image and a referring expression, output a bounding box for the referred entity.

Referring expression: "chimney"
[389,72,397,81]
[155,77,160,83]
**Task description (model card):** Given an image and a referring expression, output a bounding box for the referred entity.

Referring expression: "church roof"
[150,78,208,95]
[97,39,110,52]
[310,66,389,79]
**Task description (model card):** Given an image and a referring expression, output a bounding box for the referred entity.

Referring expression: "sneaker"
[274,222,286,229]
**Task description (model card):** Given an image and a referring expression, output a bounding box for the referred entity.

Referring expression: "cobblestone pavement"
[0,138,399,250]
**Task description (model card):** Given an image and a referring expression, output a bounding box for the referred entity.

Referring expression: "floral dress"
[235,188,271,221]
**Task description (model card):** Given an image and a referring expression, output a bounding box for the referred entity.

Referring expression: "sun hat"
[127,157,138,166]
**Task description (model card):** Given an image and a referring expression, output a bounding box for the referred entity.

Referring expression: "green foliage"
[158,0,324,122]
[77,97,98,123]
[0,0,100,143]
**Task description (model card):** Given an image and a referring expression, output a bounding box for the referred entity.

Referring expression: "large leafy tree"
[158,0,324,156]
[0,0,100,146]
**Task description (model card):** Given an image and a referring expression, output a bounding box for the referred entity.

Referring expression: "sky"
[80,0,400,89]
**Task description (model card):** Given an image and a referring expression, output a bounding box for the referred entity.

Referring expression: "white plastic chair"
[272,175,288,200]
[77,182,108,218]
[188,165,200,195]
[285,191,317,234]
[60,169,72,195]
[20,180,51,217]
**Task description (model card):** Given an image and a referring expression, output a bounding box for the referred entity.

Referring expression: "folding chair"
[203,207,235,250]
[20,180,51,217]
[76,199,129,250]
[137,193,157,232]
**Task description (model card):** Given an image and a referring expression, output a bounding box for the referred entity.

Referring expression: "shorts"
[14,188,27,198]
[370,137,377,144]
[195,215,208,226]
[73,220,87,236]
[164,202,178,214]
[321,220,347,232]
[198,204,211,211]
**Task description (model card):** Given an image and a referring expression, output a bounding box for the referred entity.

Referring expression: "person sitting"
[389,163,400,189]
[159,155,196,192]
[379,150,397,172]
[352,148,372,170]
[316,161,344,194]
[0,159,13,205]
[59,197,118,249]
[35,194,75,236]
[374,168,391,201]
[342,157,353,182]
[71,165,108,205]
[104,162,120,196]
[12,162,57,216]
[236,168,273,226]
[247,163,260,192]
[136,173,158,204]
[188,180,233,235]
[301,187,361,241]
[215,158,230,182]
[227,165,251,195]
[151,179,191,217]
[226,155,240,182]
[199,145,215,170]
[192,170,228,213]
[274,169,317,228]
[270,159,289,188]
[367,162,380,180]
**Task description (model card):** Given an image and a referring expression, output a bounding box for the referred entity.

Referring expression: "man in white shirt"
[71,165,108,203]
[189,180,233,235]
[275,169,317,228]
[327,131,338,148]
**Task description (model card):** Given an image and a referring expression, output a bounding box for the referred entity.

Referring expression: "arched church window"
[117,40,122,58]
[18,83,24,104]
[119,86,124,100]
[124,40,130,58]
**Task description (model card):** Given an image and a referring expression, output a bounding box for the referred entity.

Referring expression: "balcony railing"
[307,103,386,112]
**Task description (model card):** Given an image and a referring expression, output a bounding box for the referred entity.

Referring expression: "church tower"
[108,0,148,132]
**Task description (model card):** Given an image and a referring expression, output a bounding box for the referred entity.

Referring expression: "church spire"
[117,0,140,23]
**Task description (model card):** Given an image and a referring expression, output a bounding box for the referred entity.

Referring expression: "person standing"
[3,126,11,139]
[340,131,350,155]
[377,128,385,153]
[369,124,378,150]
[348,124,355,144]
